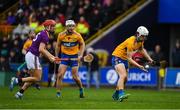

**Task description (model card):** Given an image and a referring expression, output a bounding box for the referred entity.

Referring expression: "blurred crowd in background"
[5,0,138,38]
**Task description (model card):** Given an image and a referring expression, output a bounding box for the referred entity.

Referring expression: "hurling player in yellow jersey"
[112,26,154,102]
[22,30,35,55]
[55,20,85,98]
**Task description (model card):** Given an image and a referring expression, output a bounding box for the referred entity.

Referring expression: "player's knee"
[72,75,79,80]
[34,77,41,82]
[57,73,63,80]
[38,76,42,81]
[121,74,127,79]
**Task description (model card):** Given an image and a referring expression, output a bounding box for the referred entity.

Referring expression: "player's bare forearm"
[127,57,147,72]
[141,48,153,62]
[79,42,85,57]
[39,43,54,62]
[127,51,143,68]
[127,57,142,68]
[55,46,60,57]
[22,49,27,55]
[55,36,61,57]
[41,49,54,61]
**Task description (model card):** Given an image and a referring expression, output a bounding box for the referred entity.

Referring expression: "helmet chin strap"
[136,36,147,42]
[66,29,73,35]
[136,33,142,42]
[136,37,142,42]
[136,35,144,42]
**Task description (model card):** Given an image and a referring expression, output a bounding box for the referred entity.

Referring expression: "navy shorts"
[59,53,78,67]
[112,56,128,69]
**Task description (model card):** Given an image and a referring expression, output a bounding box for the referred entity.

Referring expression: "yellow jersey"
[23,39,33,50]
[57,31,84,55]
[112,36,144,60]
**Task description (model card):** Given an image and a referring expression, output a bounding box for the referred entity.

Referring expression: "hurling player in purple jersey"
[10,19,57,99]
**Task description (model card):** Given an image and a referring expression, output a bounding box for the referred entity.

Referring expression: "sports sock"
[56,91,61,97]
[79,88,84,94]
[57,90,61,94]
[115,90,119,94]
[119,89,124,95]
[19,89,24,94]
[57,92,60,94]
[18,78,22,83]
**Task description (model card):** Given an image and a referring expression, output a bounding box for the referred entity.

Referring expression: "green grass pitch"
[0,86,180,109]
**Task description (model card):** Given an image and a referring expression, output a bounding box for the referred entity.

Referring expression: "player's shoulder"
[59,31,66,35]
[38,30,48,39]
[128,35,136,40]
[58,31,66,37]
[27,38,33,41]
[126,36,136,42]
[24,38,32,43]
[73,31,81,37]
[39,30,46,35]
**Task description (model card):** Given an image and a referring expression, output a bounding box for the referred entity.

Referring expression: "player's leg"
[20,72,41,82]
[10,52,42,91]
[86,69,91,88]
[124,69,128,85]
[111,56,129,101]
[115,64,127,89]
[56,64,67,97]
[71,66,85,98]
[26,70,41,90]
[93,71,100,89]
[17,68,40,90]
[14,69,42,99]
[10,70,42,90]
[48,73,52,87]
[114,64,130,101]
[30,69,41,90]
[15,82,32,99]
[32,82,41,90]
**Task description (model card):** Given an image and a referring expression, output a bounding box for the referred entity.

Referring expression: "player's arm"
[55,34,61,57]
[127,51,143,68]
[22,41,28,55]
[39,42,55,62]
[22,48,27,55]
[78,35,85,58]
[139,47,153,63]
[125,40,142,68]
[127,51,147,72]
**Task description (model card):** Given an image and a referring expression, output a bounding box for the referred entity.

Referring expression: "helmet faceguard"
[136,26,149,42]
[65,20,76,33]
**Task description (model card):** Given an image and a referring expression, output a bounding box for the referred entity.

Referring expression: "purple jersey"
[28,30,49,56]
